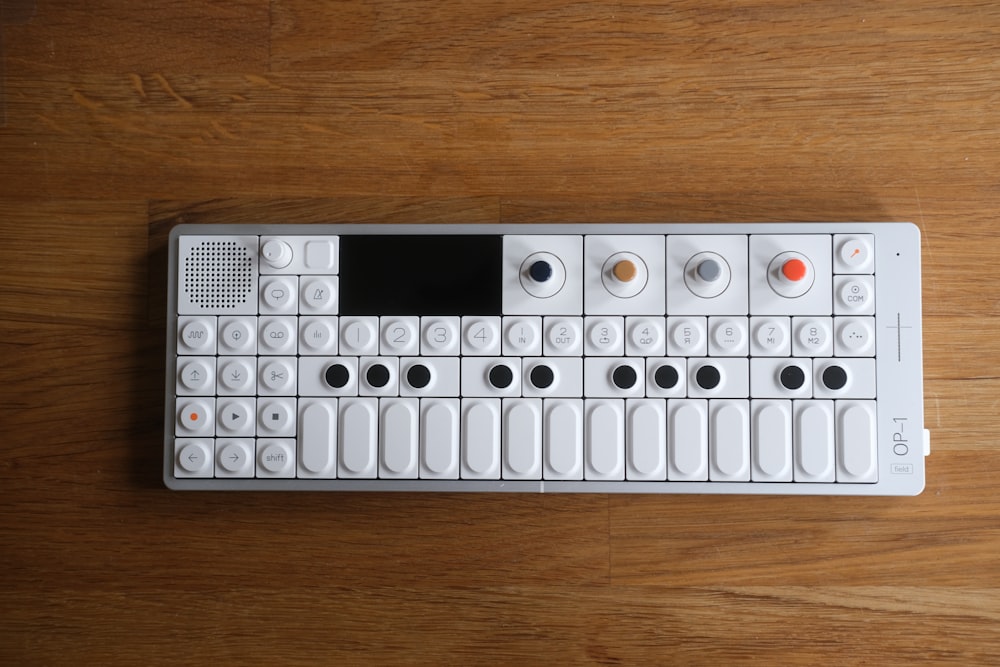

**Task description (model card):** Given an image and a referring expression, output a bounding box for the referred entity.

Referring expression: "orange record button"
[612,259,638,282]
[781,258,808,282]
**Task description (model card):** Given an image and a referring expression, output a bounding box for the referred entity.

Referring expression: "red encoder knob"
[781,258,808,282]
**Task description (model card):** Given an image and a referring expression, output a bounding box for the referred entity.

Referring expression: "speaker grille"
[183,240,254,309]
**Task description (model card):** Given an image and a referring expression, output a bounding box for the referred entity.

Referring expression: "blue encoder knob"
[529,260,554,283]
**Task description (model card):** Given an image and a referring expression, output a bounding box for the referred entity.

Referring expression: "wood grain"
[2,1,999,664]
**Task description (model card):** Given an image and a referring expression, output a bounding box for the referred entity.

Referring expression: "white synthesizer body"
[164,223,928,494]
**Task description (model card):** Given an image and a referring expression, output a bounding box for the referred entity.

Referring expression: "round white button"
[545,318,582,355]
[340,318,377,354]
[259,359,295,393]
[422,319,458,354]
[218,400,252,433]
[179,319,214,353]
[261,239,292,268]
[177,441,210,472]
[219,358,254,392]
[258,442,291,473]
[301,278,337,312]
[218,441,249,472]
[627,318,664,354]
[504,318,541,354]
[260,318,295,353]
[587,318,623,353]
[839,237,873,272]
[258,400,293,434]
[260,277,296,311]
[301,319,336,352]
[220,319,255,353]
[463,319,499,352]
[753,318,789,354]
[839,279,872,311]
[179,359,213,391]
[178,400,211,432]
[837,317,875,355]
[711,318,746,353]
[382,319,418,353]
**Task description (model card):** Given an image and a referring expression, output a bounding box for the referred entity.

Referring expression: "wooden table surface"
[2,1,999,663]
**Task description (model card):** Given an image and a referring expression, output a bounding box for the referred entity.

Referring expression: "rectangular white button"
[543,399,583,480]
[794,400,835,482]
[461,399,501,479]
[338,397,377,478]
[836,400,877,483]
[751,400,793,482]
[379,398,418,478]
[585,399,624,480]
[709,400,750,481]
[297,398,337,478]
[502,399,542,480]
[668,399,708,481]
[420,398,459,479]
[626,399,667,481]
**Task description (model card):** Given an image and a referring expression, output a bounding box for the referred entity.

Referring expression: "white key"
[177,357,216,395]
[835,275,875,315]
[177,316,216,355]
[300,276,338,314]
[836,400,877,483]
[814,358,876,399]
[176,398,215,436]
[667,399,708,481]
[626,399,667,480]
[708,316,749,356]
[835,316,876,356]
[461,399,501,479]
[834,234,875,274]
[645,358,687,398]
[399,357,460,397]
[380,398,419,478]
[304,238,339,272]
[258,316,297,355]
[256,439,295,478]
[543,317,584,356]
[298,398,337,478]
[259,276,298,314]
[666,316,707,356]
[543,399,583,480]
[462,316,502,356]
[584,317,625,356]
[215,439,254,478]
[174,439,214,477]
[709,400,750,481]
[502,399,542,480]
[751,400,793,482]
[625,317,666,357]
[339,316,379,356]
[503,316,543,356]
[298,357,358,397]
[522,357,583,398]
[380,316,420,356]
[299,317,339,355]
[339,397,378,478]
[358,357,399,397]
[420,317,461,356]
[749,316,791,356]
[257,397,296,437]
[217,357,256,395]
[217,397,255,436]
[420,398,460,479]
[218,316,257,355]
[750,358,812,399]
[792,317,833,357]
[793,400,835,482]
[584,357,644,398]
[584,399,624,480]
[461,357,521,398]
[258,357,296,395]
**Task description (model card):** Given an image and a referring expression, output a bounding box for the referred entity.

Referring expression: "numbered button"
[462,317,502,356]
[626,317,666,356]
[750,317,791,356]
[792,317,833,357]
[666,316,707,356]
[218,316,257,355]
[544,317,583,356]
[381,317,420,355]
[421,317,461,356]
[585,317,625,356]
[708,317,749,356]
[503,317,543,356]
[339,317,379,355]
[177,316,216,354]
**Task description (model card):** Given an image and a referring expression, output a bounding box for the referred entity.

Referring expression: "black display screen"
[339,235,503,315]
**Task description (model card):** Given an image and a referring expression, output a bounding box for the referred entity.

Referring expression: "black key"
[366,363,391,388]
[779,365,806,390]
[822,365,848,390]
[324,363,350,389]
[529,364,554,389]
[406,364,432,389]
[612,365,637,389]
[654,364,679,389]
[695,365,721,390]
[489,364,514,389]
